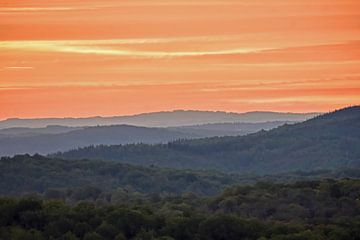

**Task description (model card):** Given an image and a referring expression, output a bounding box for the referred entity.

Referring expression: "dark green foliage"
[198,215,261,240]
[83,232,102,240]
[1,154,360,199]
[209,179,360,221]
[0,179,359,240]
[53,106,360,173]
[0,154,242,197]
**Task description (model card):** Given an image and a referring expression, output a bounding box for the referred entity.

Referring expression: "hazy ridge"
[0,110,320,129]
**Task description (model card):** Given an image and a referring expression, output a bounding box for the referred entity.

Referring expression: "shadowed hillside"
[0,125,194,156]
[53,106,360,173]
[0,121,294,156]
[1,154,359,197]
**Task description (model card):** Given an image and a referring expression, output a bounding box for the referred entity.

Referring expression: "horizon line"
[0,108,331,121]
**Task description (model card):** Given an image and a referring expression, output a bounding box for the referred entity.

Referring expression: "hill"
[0,121,292,156]
[53,106,360,173]
[0,125,82,137]
[1,154,359,198]
[170,121,296,137]
[0,110,319,129]
[0,125,194,156]
[0,154,237,196]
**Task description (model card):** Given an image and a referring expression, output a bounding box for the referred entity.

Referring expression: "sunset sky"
[1,0,360,119]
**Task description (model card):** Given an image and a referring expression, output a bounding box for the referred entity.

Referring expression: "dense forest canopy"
[2,154,360,198]
[0,178,359,240]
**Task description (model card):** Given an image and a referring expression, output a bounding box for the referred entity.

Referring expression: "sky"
[1,0,360,119]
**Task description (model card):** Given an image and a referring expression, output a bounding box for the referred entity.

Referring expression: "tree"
[83,232,102,240]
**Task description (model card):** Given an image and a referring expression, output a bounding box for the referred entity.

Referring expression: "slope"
[0,121,293,156]
[54,106,360,174]
[0,125,194,156]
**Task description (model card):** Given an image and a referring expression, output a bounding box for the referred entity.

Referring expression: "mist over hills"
[0,110,318,156]
[53,106,360,174]
[0,125,82,137]
[0,125,191,156]
[0,121,292,156]
[0,110,319,129]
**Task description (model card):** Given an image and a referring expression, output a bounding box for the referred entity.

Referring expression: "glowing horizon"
[1,0,360,119]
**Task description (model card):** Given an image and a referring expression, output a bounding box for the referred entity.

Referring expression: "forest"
[2,0,359,238]
[1,179,359,240]
[1,154,360,198]
[1,107,360,239]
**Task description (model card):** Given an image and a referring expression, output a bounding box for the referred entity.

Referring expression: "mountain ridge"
[53,106,360,174]
[0,121,292,156]
[0,110,320,129]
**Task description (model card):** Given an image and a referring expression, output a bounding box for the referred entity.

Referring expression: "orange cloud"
[0,0,359,119]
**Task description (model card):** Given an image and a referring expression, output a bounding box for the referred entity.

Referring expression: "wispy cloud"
[0,7,74,12]
[5,66,34,70]
[0,39,269,58]
[1,38,357,60]
[228,95,360,104]
[0,36,236,46]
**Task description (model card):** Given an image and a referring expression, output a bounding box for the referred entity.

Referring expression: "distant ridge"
[0,125,81,137]
[0,110,320,129]
[0,121,292,156]
[53,106,360,174]
[0,125,191,156]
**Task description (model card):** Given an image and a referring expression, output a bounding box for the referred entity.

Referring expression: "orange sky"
[1,0,360,119]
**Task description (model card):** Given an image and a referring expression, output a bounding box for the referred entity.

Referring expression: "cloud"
[1,38,357,60]
[0,7,74,12]
[5,66,34,70]
[0,38,269,58]
[228,95,360,104]
[0,36,235,46]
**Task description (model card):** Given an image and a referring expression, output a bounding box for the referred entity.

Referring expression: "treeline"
[2,154,360,199]
[0,154,238,196]
[1,179,359,240]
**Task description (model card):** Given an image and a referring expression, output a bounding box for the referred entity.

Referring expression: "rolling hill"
[0,121,292,156]
[53,106,360,174]
[0,125,82,137]
[1,154,359,197]
[169,121,296,137]
[0,154,237,196]
[0,125,193,156]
